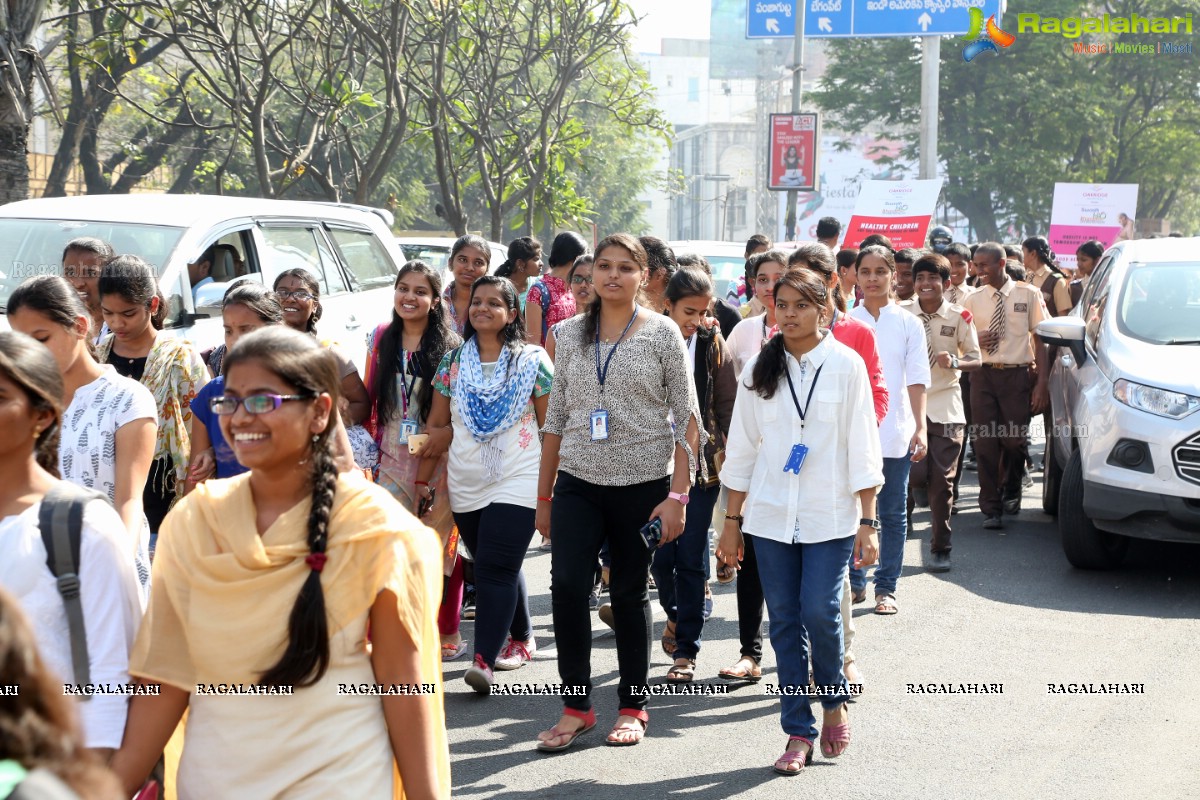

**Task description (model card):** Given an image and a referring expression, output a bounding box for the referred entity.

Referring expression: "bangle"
[414,481,429,487]
[538,496,553,503]
[725,514,743,523]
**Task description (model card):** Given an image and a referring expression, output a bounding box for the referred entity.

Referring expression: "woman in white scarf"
[417,276,553,695]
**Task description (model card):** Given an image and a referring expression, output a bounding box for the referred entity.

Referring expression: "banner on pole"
[767,113,820,192]
[1047,183,1139,269]
[843,179,943,251]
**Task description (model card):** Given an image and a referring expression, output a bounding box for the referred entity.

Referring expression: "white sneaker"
[494,636,536,671]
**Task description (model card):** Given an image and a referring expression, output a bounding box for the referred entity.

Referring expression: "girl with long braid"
[1021,236,1071,318]
[110,327,449,799]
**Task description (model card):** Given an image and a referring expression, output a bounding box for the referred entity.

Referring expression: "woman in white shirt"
[0,331,144,755]
[717,269,882,775]
[725,250,788,374]
[8,276,156,590]
[418,276,553,695]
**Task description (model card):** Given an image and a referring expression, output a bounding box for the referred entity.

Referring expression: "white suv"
[1038,237,1200,569]
[0,195,405,372]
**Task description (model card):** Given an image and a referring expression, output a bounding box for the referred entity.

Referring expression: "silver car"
[1038,237,1200,569]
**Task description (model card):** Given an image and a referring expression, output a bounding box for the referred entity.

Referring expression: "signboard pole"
[918,36,940,181]
[784,3,806,241]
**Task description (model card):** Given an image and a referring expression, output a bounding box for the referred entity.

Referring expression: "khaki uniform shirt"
[904,299,981,424]
[945,282,975,306]
[962,279,1047,366]
[1028,264,1072,317]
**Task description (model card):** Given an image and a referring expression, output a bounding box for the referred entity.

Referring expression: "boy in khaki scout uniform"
[962,243,1052,529]
[905,254,981,571]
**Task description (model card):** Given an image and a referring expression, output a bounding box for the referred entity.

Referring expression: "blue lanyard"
[594,308,639,393]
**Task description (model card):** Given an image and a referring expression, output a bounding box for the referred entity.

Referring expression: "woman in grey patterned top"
[535,233,701,752]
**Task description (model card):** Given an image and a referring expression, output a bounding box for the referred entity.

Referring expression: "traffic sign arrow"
[818,17,833,33]
[918,12,932,32]
[766,18,780,34]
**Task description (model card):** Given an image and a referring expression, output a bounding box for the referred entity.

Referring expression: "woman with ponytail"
[717,269,882,774]
[1021,235,1071,317]
[7,275,156,593]
[96,256,208,539]
[417,276,553,694]
[0,331,143,756]
[525,231,586,346]
[110,327,450,799]
[494,236,543,311]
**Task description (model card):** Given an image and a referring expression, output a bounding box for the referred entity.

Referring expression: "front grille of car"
[1175,432,1200,487]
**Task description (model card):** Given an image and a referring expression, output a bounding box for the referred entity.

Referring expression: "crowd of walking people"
[0,218,1094,796]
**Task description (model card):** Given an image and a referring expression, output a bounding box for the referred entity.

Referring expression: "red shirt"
[831,311,889,425]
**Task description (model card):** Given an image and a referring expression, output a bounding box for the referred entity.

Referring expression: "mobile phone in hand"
[639,517,663,549]
[417,486,436,518]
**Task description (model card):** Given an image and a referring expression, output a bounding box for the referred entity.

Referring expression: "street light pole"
[784,2,806,241]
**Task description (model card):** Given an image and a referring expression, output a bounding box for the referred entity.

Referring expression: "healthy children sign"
[1017,12,1193,38]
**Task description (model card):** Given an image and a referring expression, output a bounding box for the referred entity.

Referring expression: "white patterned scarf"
[454,338,540,481]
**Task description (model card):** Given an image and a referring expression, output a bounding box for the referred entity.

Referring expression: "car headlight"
[1113,379,1200,419]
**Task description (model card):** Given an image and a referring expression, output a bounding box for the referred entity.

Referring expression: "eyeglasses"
[275,290,316,302]
[209,393,316,415]
[571,275,593,285]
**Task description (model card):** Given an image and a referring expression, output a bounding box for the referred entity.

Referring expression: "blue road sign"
[746,1,1005,40]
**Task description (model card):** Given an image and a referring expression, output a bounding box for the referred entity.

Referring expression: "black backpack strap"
[38,483,107,695]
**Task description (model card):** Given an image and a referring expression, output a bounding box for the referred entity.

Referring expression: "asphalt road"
[444,446,1200,800]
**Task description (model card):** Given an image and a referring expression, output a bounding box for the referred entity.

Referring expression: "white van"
[0,195,405,372]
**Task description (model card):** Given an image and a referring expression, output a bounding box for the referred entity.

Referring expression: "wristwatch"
[668,491,690,506]
[859,518,880,530]
[950,354,960,369]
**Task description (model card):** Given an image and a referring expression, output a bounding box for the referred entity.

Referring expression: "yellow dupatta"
[130,471,450,799]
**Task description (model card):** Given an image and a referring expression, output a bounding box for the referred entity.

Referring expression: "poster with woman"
[768,113,819,192]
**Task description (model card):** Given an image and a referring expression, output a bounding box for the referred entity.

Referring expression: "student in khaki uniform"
[1021,236,1072,317]
[943,242,977,506]
[904,254,981,571]
[962,243,1051,530]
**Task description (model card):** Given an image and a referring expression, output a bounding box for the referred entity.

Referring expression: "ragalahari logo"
[962,8,1015,62]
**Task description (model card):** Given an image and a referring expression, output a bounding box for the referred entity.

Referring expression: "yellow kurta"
[130,471,450,800]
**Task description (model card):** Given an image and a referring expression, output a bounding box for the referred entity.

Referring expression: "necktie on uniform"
[987,289,1004,355]
[920,313,936,367]
[948,285,959,304]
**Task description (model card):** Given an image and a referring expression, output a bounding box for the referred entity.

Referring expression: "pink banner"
[1048,224,1121,254]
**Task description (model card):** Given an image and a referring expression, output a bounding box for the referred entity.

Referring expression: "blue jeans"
[753,534,855,740]
[651,482,719,659]
[850,456,910,597]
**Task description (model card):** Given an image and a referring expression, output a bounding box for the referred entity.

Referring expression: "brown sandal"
[716,562,736,584]
[718,655,762,682]
[660,620,677,657]
[665,658,695,683]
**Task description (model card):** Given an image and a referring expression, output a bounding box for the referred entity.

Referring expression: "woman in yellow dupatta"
[111,327,450,800]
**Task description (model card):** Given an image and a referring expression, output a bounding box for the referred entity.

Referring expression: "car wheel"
[1041,438,1063,515]
[1058,449,1129,570]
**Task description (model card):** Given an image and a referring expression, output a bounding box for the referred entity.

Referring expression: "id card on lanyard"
[399,349,420,443]
[592,308,639,442]
[783,358,823,474]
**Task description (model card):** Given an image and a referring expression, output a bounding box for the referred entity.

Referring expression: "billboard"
[843,179,944,251]
[1047,183,1139,269]
[768,113,820,192]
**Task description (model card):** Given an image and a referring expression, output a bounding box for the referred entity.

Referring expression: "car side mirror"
[1037,317,1087,365]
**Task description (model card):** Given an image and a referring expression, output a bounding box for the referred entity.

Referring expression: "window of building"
[687,77,700,102]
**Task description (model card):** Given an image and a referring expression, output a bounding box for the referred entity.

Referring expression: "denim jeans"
[753,534,855,740]
[650,482,719,659]
[850,456,910,597]
[550,471,668,712]
[453,503,536,668]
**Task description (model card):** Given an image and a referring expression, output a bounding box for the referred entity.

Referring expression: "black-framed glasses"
[209,393,316,415]
[275,290,316,302]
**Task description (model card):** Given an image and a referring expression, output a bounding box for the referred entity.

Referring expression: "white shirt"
[60,367,158,593]
[720,333,884,544]
[0,498,145,749]
[850,301,932,459]
[726,315,777,375]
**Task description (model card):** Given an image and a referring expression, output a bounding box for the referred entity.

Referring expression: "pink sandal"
[773,736,814,775]
[536,707,596,753]
[605,707,648,746]
[820,704,851,758]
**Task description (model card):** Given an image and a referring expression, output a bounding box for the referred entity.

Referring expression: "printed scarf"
[454,338,540,481]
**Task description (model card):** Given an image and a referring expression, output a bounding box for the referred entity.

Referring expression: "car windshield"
[399,243,452,272]
[1117,261,1200,344]
[0,219,184,311]
[706,255,746,304]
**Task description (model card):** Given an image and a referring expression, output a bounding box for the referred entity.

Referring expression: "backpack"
[37,483,108,696]
[528,279,552,344]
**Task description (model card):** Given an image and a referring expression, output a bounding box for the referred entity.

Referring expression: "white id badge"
[590,409,610,441]
[399,419,419,444]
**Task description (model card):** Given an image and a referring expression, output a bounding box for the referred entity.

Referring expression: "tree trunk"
[0,117,30,203]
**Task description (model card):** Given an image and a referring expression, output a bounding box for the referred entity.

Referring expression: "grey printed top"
[543,310,702,487]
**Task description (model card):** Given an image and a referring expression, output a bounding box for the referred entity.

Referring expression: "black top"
[713,298,742,341]
[108,352,148,382]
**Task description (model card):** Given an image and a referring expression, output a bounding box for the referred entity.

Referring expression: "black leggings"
[454,504,536,667]
[735,533,764,662]
[550,471,668,713]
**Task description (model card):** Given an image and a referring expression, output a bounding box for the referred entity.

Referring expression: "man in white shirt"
[849,246,931,614]
[188,245,216,301]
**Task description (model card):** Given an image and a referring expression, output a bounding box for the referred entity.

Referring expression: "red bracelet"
[415,481,430,487]
[537,496,553,503]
